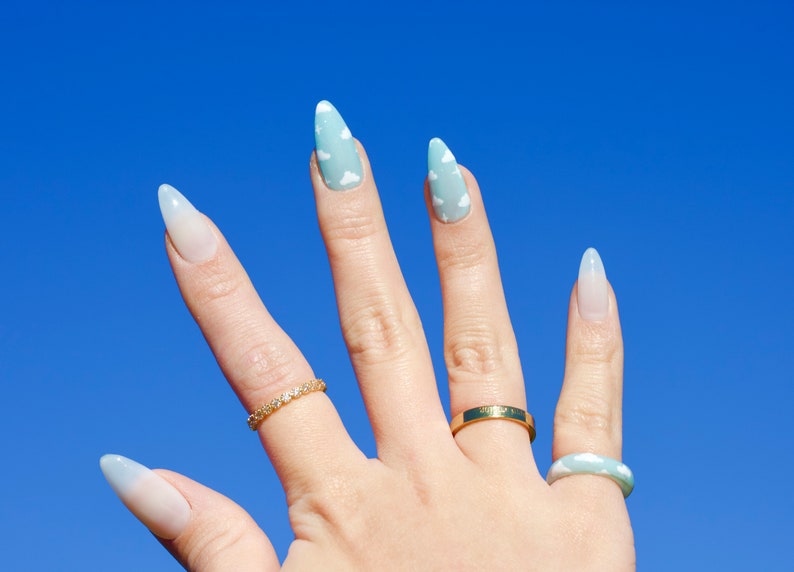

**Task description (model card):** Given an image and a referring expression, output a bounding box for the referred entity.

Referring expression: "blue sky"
[1,1,792,569]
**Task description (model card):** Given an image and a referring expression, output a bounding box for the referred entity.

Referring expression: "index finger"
[158,184,363,495]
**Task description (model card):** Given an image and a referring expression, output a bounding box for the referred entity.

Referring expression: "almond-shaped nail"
[427,138,470,223]
[100,454,191,539]
[577,247,609,321]
[314,100,363,190]
[158,184,217,263]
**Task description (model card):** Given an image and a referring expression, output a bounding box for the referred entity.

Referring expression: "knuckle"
[231,339,301,396]
[436,236,490,273]
[290,468,369,542]
[343,301,413,366]
[445,325,511,380]
[570,322,623,365]
[182,516,250,570]
[324,208,382,246]
[191,270,246,308]
[556,383,615,434]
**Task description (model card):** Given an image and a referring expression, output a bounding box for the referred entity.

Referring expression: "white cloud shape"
[440,212,449,222]
[615,464,632,477]
[317,149,331,161]
[316,101,333,113]
[573,453,604,464]
[551,463,572,475]
[458,194,470,208]
[428,170,438,181]
[452,167,462,177]
[339,171,361,186]
[432,195,444,206]
[441,149,455,163]
[340,127,352,140]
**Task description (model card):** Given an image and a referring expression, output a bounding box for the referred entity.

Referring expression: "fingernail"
[427,138,470,223]
[100,454,191,540]
[158,184,217,263]
[314,100,363,190]
[577,247,609,321]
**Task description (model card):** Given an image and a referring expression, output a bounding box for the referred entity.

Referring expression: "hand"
[101,101,635,571]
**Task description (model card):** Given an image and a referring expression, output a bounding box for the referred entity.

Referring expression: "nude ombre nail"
[577,247,609,321]
[158,184,217,263]
[100,454,191,539]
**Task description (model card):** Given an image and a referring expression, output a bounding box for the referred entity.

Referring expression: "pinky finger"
[100,455,278,572]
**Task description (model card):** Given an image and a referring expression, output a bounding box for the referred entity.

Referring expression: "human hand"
[101,101,635,571]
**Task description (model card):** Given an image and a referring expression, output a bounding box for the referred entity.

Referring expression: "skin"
[154,141,635,571]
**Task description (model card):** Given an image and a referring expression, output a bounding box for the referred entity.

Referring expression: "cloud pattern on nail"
[314,100,363,191]
[339,171,361,186]
[427,138,470,223]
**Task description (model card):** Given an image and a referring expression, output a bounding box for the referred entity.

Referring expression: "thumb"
[100,454,278,572]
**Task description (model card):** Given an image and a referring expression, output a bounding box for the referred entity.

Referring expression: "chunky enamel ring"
[450,405,536,442]
[247,379,327,431]
[546,453,635,498]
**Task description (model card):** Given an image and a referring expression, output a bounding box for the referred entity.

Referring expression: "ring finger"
[425,139,533,467]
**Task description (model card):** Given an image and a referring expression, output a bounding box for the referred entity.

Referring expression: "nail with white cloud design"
[314,100,363,191]
[546,453,635,498]
[427,137,471,223]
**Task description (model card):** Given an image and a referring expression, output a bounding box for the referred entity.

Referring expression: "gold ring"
[247,379,327,431]
[450,405,536,442]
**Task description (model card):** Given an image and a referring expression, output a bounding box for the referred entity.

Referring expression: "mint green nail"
[427,138,470,223]
[314,100,363,191]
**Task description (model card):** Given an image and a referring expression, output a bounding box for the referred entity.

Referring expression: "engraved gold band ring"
[450,405,536,442]
[247,378,327,431]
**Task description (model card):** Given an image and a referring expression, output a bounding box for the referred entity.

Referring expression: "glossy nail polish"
[314,100,363,190]
[158,184,217,263]
[100,454,191,540]
[427,138,470,223]
[577,247,609,321]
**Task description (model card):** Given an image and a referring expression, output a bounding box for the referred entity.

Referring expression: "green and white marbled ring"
[546,453,635,498]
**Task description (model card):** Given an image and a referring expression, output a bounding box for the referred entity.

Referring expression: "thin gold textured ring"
[247,378,327,431]
[450,405,536,442]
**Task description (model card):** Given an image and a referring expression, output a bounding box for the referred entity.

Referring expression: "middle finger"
[311,101,449,463]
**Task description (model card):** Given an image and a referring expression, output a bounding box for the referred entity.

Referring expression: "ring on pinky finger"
[546,453,635,498]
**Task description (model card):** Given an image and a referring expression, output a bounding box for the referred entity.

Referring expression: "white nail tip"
[577,247,609,321]
[100,454,191,540]
[157,184,217,263]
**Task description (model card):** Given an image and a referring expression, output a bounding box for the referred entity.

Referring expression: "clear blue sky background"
[1,1,792,569]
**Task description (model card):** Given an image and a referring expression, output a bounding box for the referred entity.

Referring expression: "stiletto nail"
[314,100,363,190]
[158,184,217,263]
[100,454,191,540]
[577,247,609,321]
[427,138,470,223]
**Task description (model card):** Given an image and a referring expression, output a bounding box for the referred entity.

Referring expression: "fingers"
[311,102,448,461]
[425,139,532,466]
[100,455,278,572]
[552,248,624,493]
[159,184,362,492]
